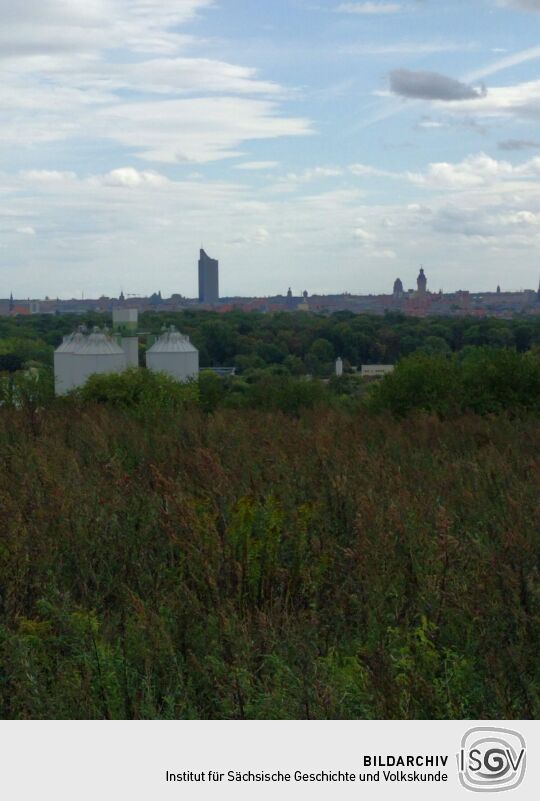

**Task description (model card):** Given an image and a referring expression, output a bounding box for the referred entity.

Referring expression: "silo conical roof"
[54,330,85,354]
[146,327,198,354]
[72,330,125,355]
[55,333,76,354]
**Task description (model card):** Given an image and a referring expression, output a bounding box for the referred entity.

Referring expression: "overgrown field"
[0,404,539,719]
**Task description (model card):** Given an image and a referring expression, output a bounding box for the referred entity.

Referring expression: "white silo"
[335,357,343,377]
[54,330,85,395]
[54,328,127,394]
[145,327,199,382]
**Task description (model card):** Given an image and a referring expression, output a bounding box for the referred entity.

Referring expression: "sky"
[2,0,540,299]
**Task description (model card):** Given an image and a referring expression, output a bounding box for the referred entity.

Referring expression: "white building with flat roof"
[361,364,395,378]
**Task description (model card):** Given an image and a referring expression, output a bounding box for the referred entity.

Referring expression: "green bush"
[77,368,198,416]
[460,347,540,415]
[369,348,540,418]
[368,353,462,417]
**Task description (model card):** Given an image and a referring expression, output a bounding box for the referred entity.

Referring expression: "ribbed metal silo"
[54,328,127,394]
[145,327,199,382]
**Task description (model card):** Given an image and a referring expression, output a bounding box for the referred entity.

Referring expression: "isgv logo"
[458,727,526,793]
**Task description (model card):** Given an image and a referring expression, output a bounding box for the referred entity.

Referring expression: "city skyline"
[4,261,540,322]
[3,256,540,303]
[3,1,540,298]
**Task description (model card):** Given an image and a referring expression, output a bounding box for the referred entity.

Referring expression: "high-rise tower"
[198,249,219,304]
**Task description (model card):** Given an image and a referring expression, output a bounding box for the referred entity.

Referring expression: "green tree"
[368,353,461,417]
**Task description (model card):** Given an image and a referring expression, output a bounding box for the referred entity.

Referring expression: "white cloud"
[21,170,77,184]
[97,168,169,188]
[408,152,540,188]
[267,166,345,194]
[15,225,36,235]
[417,118,447,129]
[230,226,270,246]
[291,167,344,180]
[0,0,311,162]
[235,161,280,170]
[436,78,540,121]
[118,58,284,96]
[3,159,540,297]
[349,163,394,177]
[353,227,375,240]
[97,98,310,164]
[0,0,214,57]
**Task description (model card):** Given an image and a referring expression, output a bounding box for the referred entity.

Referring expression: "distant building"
[361,364,395,379]
[113,308,139,368]
[298,291,310,312]
[7,264,540,321]
[198,248,219,304]
[10,304,30,316]
[286,287,294,309]
[417,268,427,295]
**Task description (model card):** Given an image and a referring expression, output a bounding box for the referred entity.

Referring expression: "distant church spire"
[9,292,13,311]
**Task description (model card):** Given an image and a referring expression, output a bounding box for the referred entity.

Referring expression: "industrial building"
[361,365,395,378]
[113,308,139,368]
[198,248,219,304]
[53,311,199,395]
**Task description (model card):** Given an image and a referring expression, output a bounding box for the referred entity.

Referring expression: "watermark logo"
[458,727,526,793]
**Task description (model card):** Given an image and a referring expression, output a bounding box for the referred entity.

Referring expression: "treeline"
[2,347,540,420]
[80,346,540,419]
[0,402,538,719]
[2,309,540,376]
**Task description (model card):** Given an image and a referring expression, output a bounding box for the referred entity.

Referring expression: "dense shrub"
[369,348,540,417]
[368,353,462,417]
[77,368,198,416]
[460,347,540,415]
[0,404,538,719]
